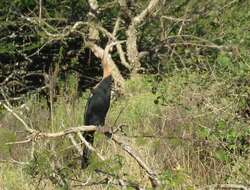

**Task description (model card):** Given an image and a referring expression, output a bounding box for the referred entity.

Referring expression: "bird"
[81,50,112,169]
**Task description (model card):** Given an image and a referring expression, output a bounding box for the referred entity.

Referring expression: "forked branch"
[2,101,160,188]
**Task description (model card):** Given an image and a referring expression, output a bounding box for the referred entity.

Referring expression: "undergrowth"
[0,69,249,189]
[0,1,250,189]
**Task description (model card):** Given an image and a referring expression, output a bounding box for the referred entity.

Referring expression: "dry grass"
[0,72,249,189]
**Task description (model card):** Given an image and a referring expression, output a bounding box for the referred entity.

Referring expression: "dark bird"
[81,53,112,169]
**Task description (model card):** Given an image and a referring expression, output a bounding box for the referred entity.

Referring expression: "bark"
[126,24,140,72]
[93,22,131,70]
[87,0,125,92]
[113,17,132,70]
[87,0,99,41]
[121,0,160,72]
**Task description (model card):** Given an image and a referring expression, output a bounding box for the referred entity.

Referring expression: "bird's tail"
[81,131,94,169]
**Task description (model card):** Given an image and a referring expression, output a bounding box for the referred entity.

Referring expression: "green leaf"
[198,126,210,139]
[217,53,233,68]
[215,150,229,162]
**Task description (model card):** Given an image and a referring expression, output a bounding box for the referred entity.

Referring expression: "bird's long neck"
[102,56,111,79]
[93,54,112,90]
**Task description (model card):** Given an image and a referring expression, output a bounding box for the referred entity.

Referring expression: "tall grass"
[0,71,249,189]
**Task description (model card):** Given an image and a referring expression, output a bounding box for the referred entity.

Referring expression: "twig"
[221,0,239,10]
[0,102,35,133]
[198,184,250,190]
[37,125,97,138]
[93,23,131,69]
[111,134,160,188]
[39,0,42,23]
[94,169,144,190]
[27,39,54,58]
[161,15,191,22]
[167,42,223,49]
[0,159,28,165]
[77,132,105,161]
[133,0,160,25]
[112,17,131,70]
[0,89,13,108]
[67,134,83,156]
[4,124,97,145]
[2,101,159,188]
[0,73,15,86]
[112,17,121,37]
[23,16,85,39]
[5,138,32,145]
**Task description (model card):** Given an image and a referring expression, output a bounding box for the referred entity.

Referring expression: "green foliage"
[230,157,250,183]
[88,154,124,176]
[25,150,53,178]
[0,42,16,55]
[217,52,232,69]
[214,149,229,162]
[1,70,250,188]
[25,150,71,189]
[1,0,250,189]
[107,76,161,131]
[196,117,250,160]
[0,164,36,190]
[160,169,188,189]
[52,73,87,130]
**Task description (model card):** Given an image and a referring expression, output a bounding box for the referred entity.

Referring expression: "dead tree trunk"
[120,0,161,73]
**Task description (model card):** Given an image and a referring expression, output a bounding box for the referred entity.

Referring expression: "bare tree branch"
[111,134,161,188]
[23,17,125,91]
[0,159,28,165]
[86,42,125,92]
[133,0,160,25]
[90,22,131,70]
[0,102,35,133]
[39,0,42,24]
[126,0,160,72]
[112,17,121,37]
[2,99,160,188]
[112,17,131,70]
[161,15,191,22]
[198,184,250,190]
[88,0,98,11]
[126,24,140,72]
[77,132,105,161]
[68,134,83,155]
